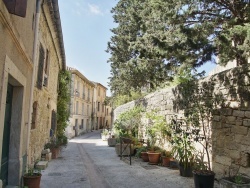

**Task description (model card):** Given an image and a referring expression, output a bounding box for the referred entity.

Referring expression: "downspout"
[26,0,42,165]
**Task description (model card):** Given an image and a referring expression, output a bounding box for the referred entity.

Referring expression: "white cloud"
[88,4,103,16]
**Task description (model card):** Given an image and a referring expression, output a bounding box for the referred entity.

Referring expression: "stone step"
[35,161,48,170]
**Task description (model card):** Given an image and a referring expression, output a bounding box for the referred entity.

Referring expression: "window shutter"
[3,0,27,17]
[51,110,57,135]
[37,45,44,89]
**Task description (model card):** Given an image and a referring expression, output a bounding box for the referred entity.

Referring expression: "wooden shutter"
[51,110,57,134]
[37,45,44,89]
[3,0,27,17]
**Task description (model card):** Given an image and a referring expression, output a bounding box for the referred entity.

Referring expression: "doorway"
[1,84,13,187]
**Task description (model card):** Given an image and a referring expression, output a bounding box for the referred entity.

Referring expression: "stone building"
[92,83,108,130]
[66,67,94,138]
[0,0,65,186]
[29,0,66,167]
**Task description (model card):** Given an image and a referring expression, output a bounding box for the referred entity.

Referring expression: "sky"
[58,0,117,96]
[58,0,216,97]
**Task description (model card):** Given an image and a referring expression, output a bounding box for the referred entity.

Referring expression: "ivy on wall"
[57,70,71,139]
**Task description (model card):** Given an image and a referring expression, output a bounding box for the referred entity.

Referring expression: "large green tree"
[107,0,250,95]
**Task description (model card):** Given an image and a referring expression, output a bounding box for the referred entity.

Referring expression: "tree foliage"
[107,0,250,95]
[57,70,71,138]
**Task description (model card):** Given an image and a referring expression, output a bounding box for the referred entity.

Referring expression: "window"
[82,85,85,99]
[51,110,57,137]
[81,119,84,129]
[76,101,79,114]
[102,104,104,112]
[87,105,89,116]
[82,103,84,115]
[98,102,100,111]
[37,45,45,89]
[98,88,100,96]
[43,50,50,87]
[3,0,27,17]
[37,45,50,89]
[31,101,38,129]
[88,88,90,101]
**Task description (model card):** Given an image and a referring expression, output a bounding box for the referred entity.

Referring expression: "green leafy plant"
[146,110,172,148]
[171,129,196,169]
[135,146,148,158]
[113,105,144,139]
[24,164,41,177]
[56,70,71,140]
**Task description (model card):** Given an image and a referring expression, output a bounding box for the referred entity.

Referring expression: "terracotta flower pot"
[141,152,149,162]
[51,147,60,159]
[147,152,161,165]
[23,173,42,188]
[161,156,172,167]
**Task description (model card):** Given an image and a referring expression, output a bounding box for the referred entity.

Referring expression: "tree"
[107,0,250,95]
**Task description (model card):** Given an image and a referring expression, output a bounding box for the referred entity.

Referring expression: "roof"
[48,0,66,70]
[67,67,95,87]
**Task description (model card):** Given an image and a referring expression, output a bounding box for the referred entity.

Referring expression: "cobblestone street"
[41,130,219,188]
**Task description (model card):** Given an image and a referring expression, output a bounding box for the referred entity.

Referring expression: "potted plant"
[44,137,61,159]
[23,166,42,188]
[171,129,195,177]
[161,150,173,167]
[219,164,250,188]
[135,146,149,162]
[220,173,250,188]
[179,79,223,187]
[101,129,109,141]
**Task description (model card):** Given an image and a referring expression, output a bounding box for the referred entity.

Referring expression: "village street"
[40,130,219,188]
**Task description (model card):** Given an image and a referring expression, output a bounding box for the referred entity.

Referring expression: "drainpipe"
[26,0,42,165]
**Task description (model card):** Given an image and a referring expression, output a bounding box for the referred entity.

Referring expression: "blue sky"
[58,0,117,96]
[58,0,216,96]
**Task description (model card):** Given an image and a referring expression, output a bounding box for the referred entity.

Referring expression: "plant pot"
[147,152,161,165]
[51,147,60,159]
[141,152,149,162]
[193,170,215,188]
[219,175,250,188]
[107,138,116,147]
[23,173,42,188]
[179,163,193,177]
[161,156,172,167]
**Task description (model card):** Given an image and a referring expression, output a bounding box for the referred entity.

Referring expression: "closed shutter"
[51,110,57,136]
[37,45,44,89]
[3,0,27,17]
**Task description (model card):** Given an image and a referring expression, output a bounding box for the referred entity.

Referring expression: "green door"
[1,84,13,187]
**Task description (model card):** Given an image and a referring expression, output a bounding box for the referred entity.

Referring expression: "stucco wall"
[114,64,250,178]
[0,0,36,185]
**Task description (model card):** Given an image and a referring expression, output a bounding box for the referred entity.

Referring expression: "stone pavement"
[41,130,219,188]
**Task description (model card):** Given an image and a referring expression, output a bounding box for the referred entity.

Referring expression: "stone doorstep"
[35,161,49,170]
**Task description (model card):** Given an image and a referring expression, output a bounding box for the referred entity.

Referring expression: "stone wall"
[29,2,62,164]
[114,65,250,178]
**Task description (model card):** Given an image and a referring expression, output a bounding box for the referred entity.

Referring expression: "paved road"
[41,130,219,188]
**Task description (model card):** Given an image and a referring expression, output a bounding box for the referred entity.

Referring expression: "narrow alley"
[40,130,219,188]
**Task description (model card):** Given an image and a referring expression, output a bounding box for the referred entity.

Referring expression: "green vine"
[56,70,71,141]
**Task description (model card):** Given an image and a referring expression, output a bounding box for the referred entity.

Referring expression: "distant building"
[66,67,94,138]
[92,83,108,130]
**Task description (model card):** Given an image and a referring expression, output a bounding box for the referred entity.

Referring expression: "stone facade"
[66,68,94,138]
[93,83,108,130]
[114,64,250,179]
[28,0,65,168]
[0,0,36,186]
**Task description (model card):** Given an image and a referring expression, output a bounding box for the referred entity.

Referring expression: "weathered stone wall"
[114,65,250,178]
[29,2,62,163]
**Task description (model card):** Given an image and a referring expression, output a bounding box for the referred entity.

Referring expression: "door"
[1,84,13,186]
